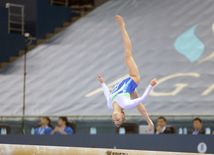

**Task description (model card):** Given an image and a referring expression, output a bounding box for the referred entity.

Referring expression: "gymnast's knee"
[125,51,132,59]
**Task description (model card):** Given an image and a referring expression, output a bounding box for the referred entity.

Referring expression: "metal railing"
[0,114,214,117]
[0,114,214,121]
[50,0,94,9]
[5,3,25,35]
[50,0,69,7]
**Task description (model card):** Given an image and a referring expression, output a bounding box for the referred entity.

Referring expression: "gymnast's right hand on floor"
[97,72,104,84]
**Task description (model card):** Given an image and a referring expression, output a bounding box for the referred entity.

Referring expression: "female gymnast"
[97,15,157,131]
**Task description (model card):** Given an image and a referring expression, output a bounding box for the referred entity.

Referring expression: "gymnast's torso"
[101,77,153,109]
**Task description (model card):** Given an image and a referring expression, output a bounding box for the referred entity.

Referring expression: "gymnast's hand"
[150,78,157,86]
[148,122,154,132]
[97,72,104,84]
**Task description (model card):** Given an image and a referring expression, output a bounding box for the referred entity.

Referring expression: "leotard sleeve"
[124,85,153,109]
[101,83,110,102]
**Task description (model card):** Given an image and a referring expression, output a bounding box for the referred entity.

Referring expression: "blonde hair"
[115,110,126,128]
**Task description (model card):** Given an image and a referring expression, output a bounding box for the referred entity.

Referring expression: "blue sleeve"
[65,127,73,135]
[34,128,39,135]
[44,127,53,135]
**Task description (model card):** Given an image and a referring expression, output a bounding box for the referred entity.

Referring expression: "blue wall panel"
[0,0,71,63]
[0,0,37,37]
[37,0,71,39]
[0,7,24,63]
[0,33,24,62]
[0,8,8,34]
[0,135,213,154]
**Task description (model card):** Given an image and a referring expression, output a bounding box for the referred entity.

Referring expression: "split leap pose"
[97,15,157,130]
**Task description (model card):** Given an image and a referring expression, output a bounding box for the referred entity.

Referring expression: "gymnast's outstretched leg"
[115,15,140,85]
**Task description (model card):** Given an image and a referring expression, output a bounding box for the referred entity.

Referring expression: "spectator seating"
[115,122,138,134]
[0,124,11,134]
[67,122,76,134]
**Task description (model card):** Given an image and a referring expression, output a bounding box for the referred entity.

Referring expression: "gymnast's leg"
[131,90,154,131]
[115,15,140,85]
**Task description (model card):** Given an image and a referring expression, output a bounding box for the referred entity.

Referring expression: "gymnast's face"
[112,112,124,127]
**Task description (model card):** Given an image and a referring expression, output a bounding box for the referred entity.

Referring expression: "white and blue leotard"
[101,77,153,109]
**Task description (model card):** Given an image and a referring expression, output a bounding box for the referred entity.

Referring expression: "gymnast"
[97,15,157,131]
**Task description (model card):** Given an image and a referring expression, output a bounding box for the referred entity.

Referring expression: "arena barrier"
[0,144,211,155]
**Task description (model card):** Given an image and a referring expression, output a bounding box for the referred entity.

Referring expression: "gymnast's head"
[112,110,126,127]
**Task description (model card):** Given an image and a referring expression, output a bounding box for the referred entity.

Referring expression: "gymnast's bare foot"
[115,15,125,27]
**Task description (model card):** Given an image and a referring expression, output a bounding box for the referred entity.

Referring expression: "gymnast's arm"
[131,90,153,129]
[130,78,157,131]
[128,85,153,108]
[97,72,110,100]
[128,78,157,107]
[101,83,110,100]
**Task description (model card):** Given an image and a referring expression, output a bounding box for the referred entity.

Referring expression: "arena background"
[0,0,214,154]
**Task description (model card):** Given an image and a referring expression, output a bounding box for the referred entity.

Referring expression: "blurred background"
[0,0,214,154]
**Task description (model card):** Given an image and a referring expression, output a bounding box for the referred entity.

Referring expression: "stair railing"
[50,0,69,7]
